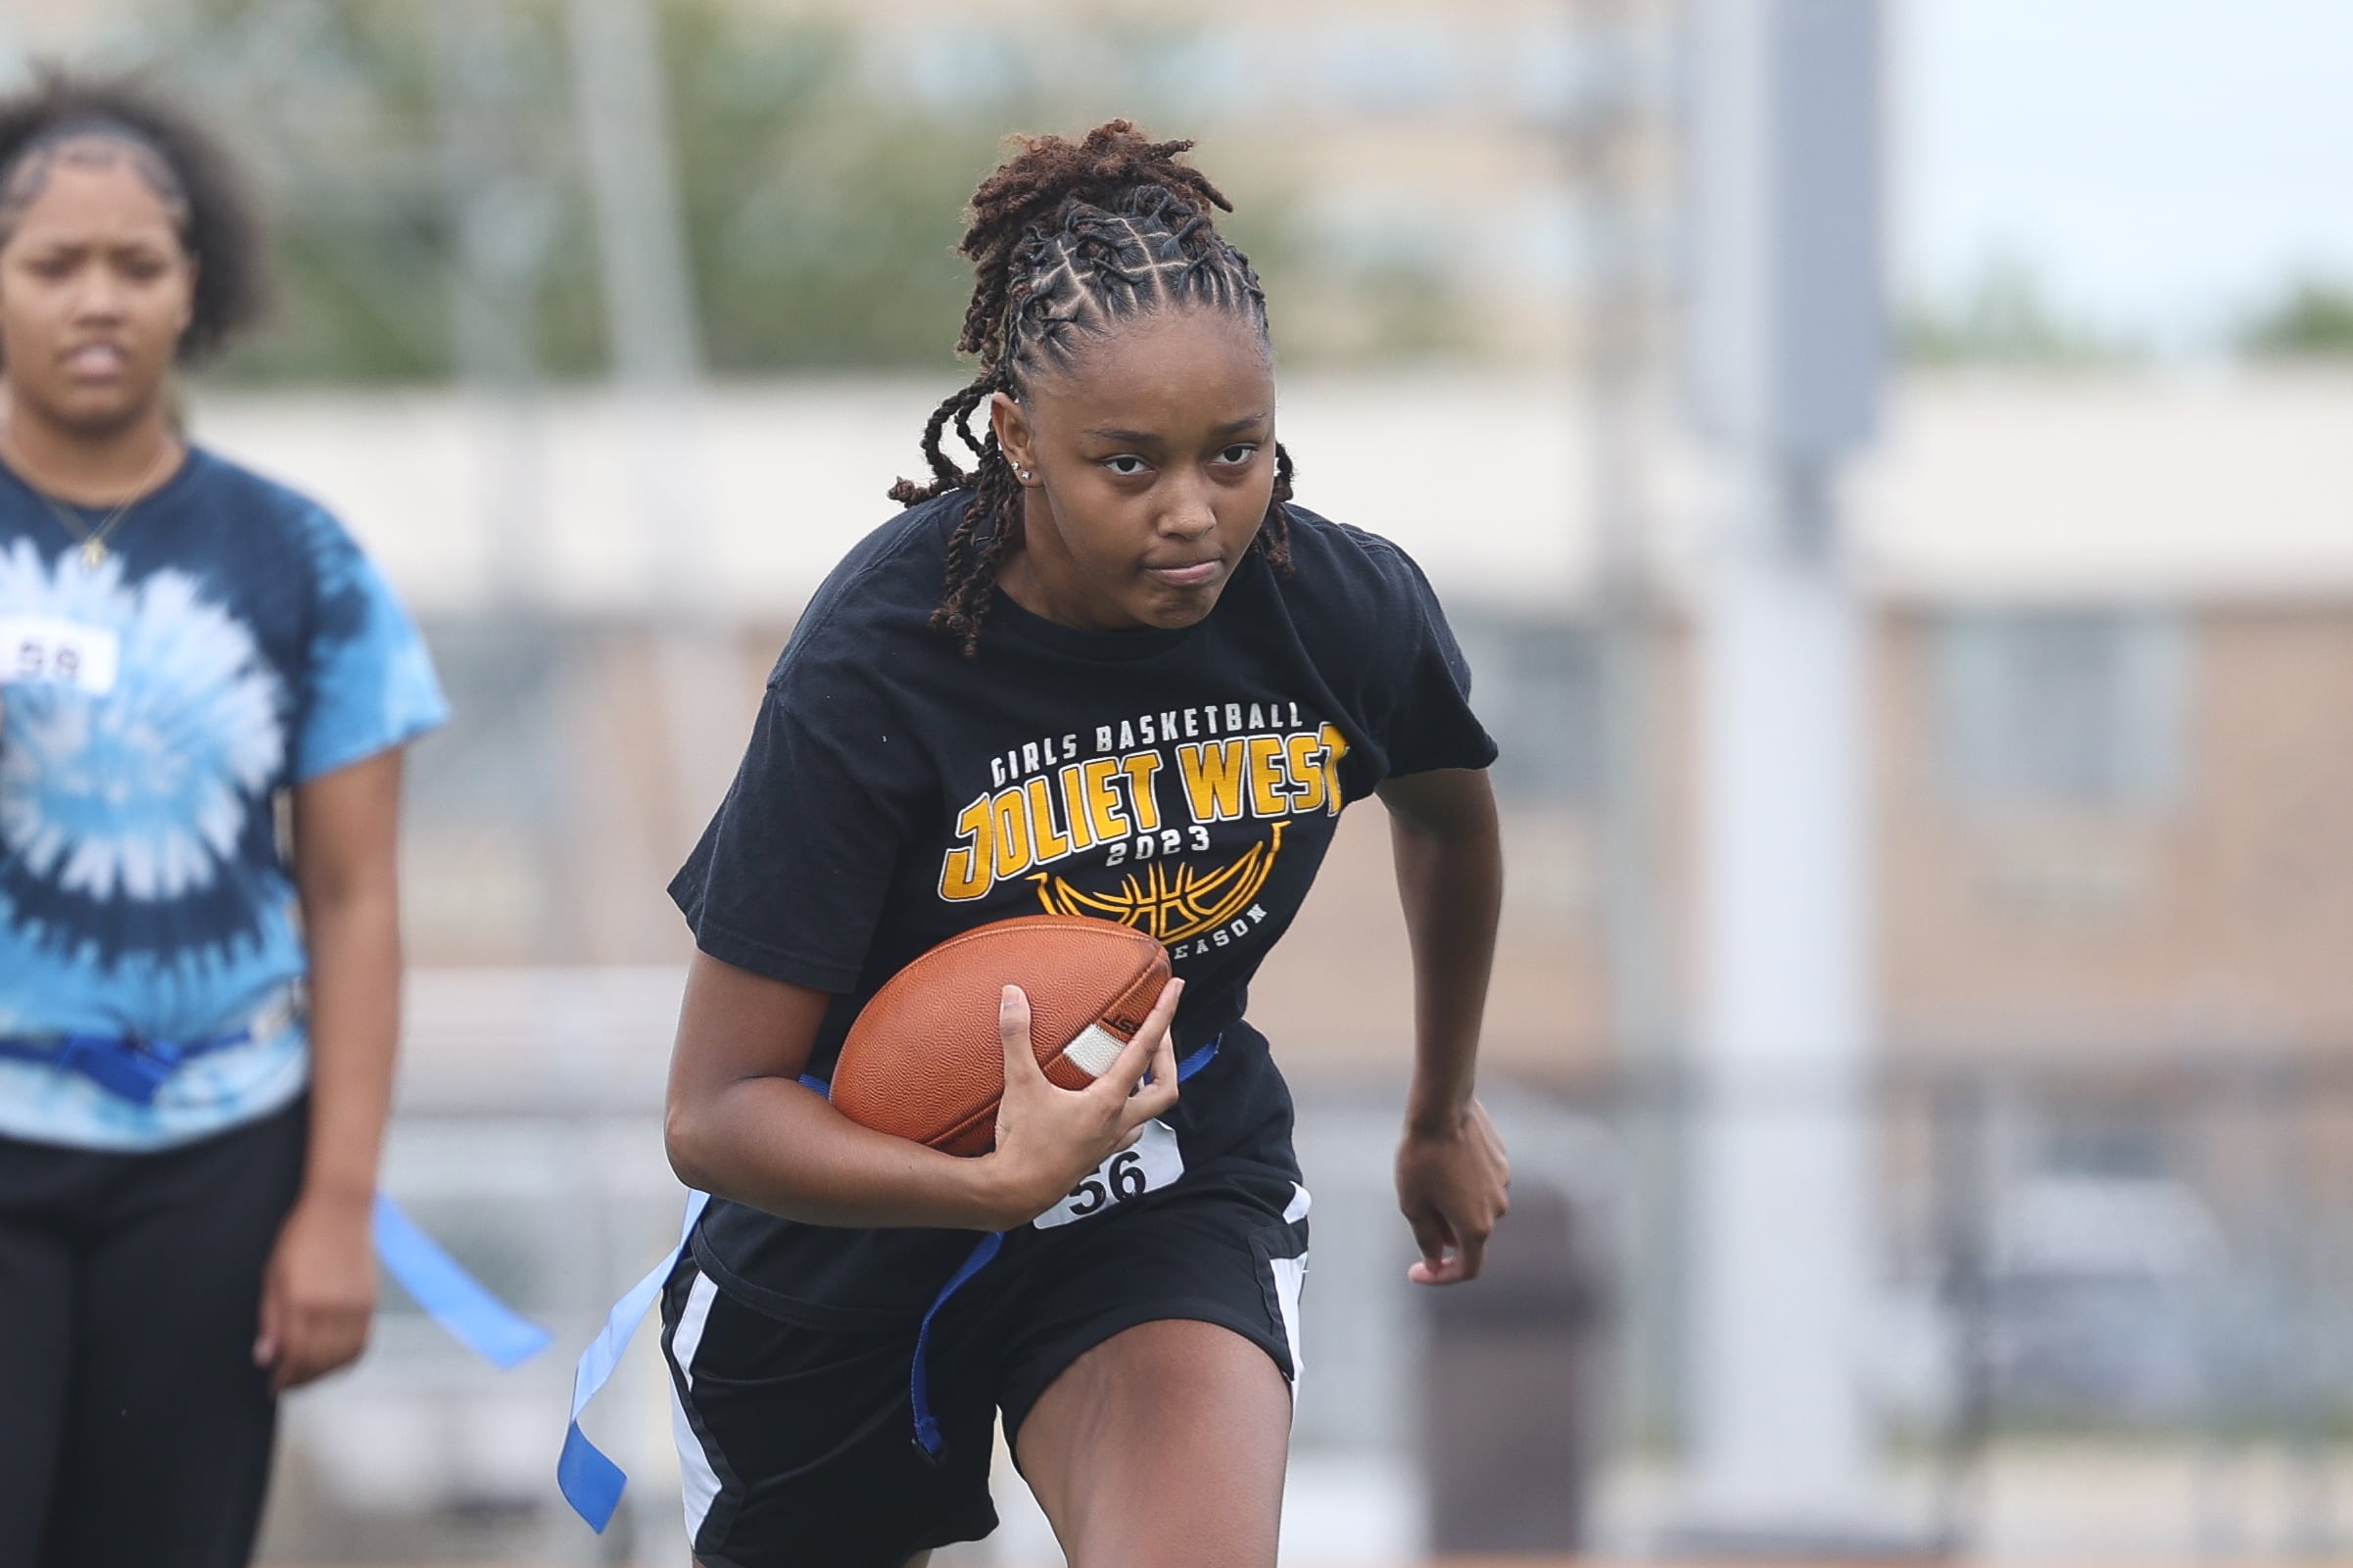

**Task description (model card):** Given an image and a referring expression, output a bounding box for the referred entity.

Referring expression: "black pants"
[0,1098,307,1568]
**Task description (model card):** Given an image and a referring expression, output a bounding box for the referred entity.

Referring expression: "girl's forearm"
[1382,773,1504,1131]
[298,884,403,1207]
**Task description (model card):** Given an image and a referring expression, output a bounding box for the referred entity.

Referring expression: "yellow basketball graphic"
[1031,824,1286,943]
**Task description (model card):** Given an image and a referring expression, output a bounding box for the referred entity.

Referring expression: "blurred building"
[747,0,1679,366]
[175,365,2353,1085]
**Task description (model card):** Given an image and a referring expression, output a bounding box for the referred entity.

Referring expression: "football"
[829,915,1172,1157]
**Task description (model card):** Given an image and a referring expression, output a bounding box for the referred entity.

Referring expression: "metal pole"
[1575,0,1682,1456]
[563,0,700,396]
[429,0,552,605]
[560,0,726,1544]
[1677,0,1889,1544]
[562,0,741,860]
[428,0,593,967]
[1686,456,1876,1529]
[1932,1072,1993,1553]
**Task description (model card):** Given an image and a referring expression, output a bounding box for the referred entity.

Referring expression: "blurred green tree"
[662,10,977,374]
[1898,258,2138,367]
[103,0,1426,383]
[2239,277,2353,358]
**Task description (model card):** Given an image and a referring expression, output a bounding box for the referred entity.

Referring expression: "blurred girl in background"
[0,73,446,1566]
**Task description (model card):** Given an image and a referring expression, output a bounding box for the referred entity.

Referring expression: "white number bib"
[1032,1119,1184,1230]
[0,615,120,695]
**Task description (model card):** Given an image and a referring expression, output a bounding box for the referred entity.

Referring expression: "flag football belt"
[0,987,303,1106]
[557,1033,1223,1535]
[0,985,553,1377]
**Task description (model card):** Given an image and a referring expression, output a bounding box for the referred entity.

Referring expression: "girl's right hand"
[983,977,1182,1228]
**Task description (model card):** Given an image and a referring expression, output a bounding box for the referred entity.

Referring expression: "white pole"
[562,0,741,861]
[1680,0,1888,1540]
[563,0,699,395]
[1688,461,1877,1525]
[429,0,554,611]
[560,0,730,1546]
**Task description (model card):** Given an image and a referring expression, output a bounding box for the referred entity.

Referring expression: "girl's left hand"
[1395,1100,1511,1285]
[255,1189,378,1393]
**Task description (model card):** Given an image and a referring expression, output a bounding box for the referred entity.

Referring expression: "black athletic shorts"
[659,1140,1312,1568]
[0,1096,308,1568]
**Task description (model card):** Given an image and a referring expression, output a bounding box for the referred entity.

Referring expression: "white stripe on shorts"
[1271,1181,1311,1396]
[668,1269,723,1544]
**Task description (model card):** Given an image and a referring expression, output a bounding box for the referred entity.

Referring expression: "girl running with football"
[662,120,1508,1568]
[0,74,447,1567]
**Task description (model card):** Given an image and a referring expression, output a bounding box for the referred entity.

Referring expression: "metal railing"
[260,971,2353,1563]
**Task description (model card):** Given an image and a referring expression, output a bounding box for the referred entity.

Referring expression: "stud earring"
[1018,467,1033,482]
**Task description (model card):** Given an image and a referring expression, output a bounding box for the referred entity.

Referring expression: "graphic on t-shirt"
[1,451,450,1153]
[1031,821,1286,944]
[0,540,287,960]
[937,696,1350,957]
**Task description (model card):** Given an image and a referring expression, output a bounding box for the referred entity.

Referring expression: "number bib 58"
[0,616,121,694]
[1032,1118,1183,1231]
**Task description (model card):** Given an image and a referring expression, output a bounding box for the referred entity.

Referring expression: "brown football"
[830,915,1171,1157]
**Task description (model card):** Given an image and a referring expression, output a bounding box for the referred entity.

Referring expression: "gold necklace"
[12,441,180,571]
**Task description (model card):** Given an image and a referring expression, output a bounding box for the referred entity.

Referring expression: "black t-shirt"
[670,492,1497,1317]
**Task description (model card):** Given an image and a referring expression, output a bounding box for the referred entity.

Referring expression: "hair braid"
[930,439,1025,654]
[887,370,998,506]
[898,120,1297,654]
[1261,442,1296,574]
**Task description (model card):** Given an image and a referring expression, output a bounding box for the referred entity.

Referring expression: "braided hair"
[892,121,1296,655]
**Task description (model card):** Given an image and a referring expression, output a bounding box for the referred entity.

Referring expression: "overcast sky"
[1898,0,2353,343]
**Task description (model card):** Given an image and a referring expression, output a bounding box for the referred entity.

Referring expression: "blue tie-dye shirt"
[0,447,448,1151]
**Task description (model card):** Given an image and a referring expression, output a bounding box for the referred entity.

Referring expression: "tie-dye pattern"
[0,449,448,1150]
